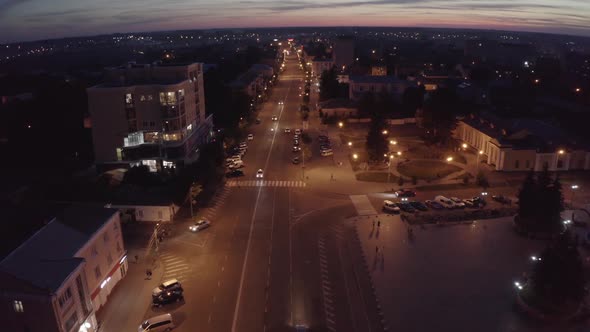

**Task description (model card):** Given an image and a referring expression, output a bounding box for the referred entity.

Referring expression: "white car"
[247,134,254,141]
[189,219,211,232]
[256,169,264,178]
[383,200,400,213]
[285,128,291,133]
[450,197,466,208]
[434,195,456,209]
[295,129,301,135]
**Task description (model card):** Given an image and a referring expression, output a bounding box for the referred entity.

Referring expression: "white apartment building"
[0,206,127,332]
[87,62,213,170]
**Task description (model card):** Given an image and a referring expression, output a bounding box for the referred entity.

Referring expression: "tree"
[365,111,388,161]
[475,170,489,189]
[319,67,339,101]
[529,231,585,309]
[422,88,459,144]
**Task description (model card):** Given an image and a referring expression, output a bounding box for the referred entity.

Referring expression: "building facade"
[0,207,126,332]
[87,62,213,170]
[311,59,334,78]
[348,75,415,101]
[455,114,590,171]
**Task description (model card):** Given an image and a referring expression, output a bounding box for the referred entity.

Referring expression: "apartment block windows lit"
[13,300,24,312]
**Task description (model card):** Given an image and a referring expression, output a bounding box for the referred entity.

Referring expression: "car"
[256,169,264,178]
[278,101,284,105]
[292,146,301,152]
[292,157,300,164]
[239,141,248,146]
[295,129,301,135]
[228,162,244,170]
[425,200,444,210]
[271,115,278,121]
[152,279,183,297]
[462,199,476,208]
[189,219,211,232]
[471,196,487,207]
[434,195,456,209]
[152,290,184,307]
[139,313,176,332]
[395,189,416,197]
[492,195,512,204]
[293,134,300,140]
[226,156,241,164]
[285,128,291,133]
[409,201,429,211]
[450,197,466,208]
[226,169,244,178]
[256,118,261,124]
[399,202,416,212]
[293,140,300,146]
[247,134,254,141]
[383,200,401,213]
[321,150,333,156]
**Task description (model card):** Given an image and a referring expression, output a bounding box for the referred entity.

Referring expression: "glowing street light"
[575,88,581,93]
[338,122,343,128]
[558,149,565,154]
[382,130,388,135]
[348,141,352,147]
[390,140,397,145]
[397,151,402,156]
[353,153,358,160]
[462,143,467,149]
[446,156,453,162]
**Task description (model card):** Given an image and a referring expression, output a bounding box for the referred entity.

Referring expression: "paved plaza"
[356,213,590,332]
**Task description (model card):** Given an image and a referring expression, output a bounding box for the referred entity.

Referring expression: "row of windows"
[58,287,73,308]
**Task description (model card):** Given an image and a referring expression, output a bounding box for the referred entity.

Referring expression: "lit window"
[58,288,72,308]
[13,300,24,313]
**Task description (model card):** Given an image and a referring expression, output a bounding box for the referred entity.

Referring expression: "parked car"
[271,115,278,121]
[152,279,183,297]
[189,219,211,232]
[256,169,264,178]
[399,202,416,212]
[425,200,444,210]
[409,201,429,211]
[472,196,487,207]
[492,195,512,204]
[383,200,401,213]
[462,199,476,208]
[285,128,291,133]
[395,189,416,197]
[152,290,184,307]
[226,169,244,178]
[247,134,254,141]
[292,146,301,152]
[292,157,300,164]
[321,150,333,156]
[434,195,456,209]
[450,197,466,208]
[139,313,176,332]
[293,140,300,146]
[295,129,301,135]
[293,134,300,140]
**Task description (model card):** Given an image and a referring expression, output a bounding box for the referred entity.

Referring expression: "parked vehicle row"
[382,195,487,214]
[225,140,249,178]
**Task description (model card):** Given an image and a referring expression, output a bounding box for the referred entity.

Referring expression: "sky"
[0,0,589,43]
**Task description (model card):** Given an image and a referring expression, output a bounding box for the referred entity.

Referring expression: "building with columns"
[455,113,590,171]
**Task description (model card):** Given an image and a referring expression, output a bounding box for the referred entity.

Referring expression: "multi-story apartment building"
[311,58,334,78]
[348,75,416,101]
[0,206,127,332]
[87,62,213,171]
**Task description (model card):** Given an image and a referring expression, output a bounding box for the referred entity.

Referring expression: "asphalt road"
[135,52,381,332]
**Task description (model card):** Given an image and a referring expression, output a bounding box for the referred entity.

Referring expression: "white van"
[321,150,333,156]
[434,195,455,209]
[138,313,175,332]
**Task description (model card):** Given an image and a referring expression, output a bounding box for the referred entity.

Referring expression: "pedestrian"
[330,173,334,181]
[146,269,152,280]
[372,220,375,227]
[375,246,379,253]
[378,221,381,227]
[134,254,139,263]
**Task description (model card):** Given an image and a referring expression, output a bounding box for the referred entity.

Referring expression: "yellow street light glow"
[558,149,565,154]
[382,130,388,135]
[389,155,394,159]
[390,140,397,145]
[353,153,358,160]
[397,151,402,156]
[338,122,343,128]
[575,88,581,93]
[348,141,352,147]
[462,143,467,149]
[447,157,453,162]
[479,150,484,155]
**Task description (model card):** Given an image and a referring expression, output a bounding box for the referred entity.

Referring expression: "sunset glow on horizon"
[0,0,589,42]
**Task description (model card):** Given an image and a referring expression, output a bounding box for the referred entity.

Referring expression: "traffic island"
[516,286,581,322]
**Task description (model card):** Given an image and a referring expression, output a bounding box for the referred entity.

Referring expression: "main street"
[128,51,382,332]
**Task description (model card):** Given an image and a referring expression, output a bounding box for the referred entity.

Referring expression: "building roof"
[319,98,357,109]
[0,206,118,293]
[349,75,409,84]
[462,113,589,152]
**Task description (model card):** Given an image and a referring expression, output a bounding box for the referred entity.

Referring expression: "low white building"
[0,206,127,332]
[455,113,590,172]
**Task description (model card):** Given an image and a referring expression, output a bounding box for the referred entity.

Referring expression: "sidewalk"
[96,247,164,332]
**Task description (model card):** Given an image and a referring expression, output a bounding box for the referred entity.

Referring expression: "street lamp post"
[387,155,394,183]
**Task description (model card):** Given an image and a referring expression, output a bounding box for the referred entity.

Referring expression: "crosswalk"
[159,251,192,283]
[225,180,307,188]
